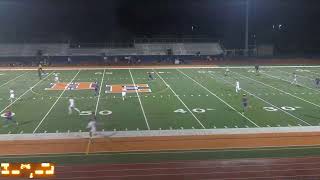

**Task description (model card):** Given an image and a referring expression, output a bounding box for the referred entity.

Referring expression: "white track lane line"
[0,71,55,114]
[177,69,260,127]
[32,70,81,133]
[261,71,320,93]
[232,71,320,108]
[0,71,27,88]
[154,69,206,129]
[212,73,312,126]
[129,69,150,130]
[94,69,106,115]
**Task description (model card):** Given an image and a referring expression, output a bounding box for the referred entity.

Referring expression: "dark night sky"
[0,0,320,49]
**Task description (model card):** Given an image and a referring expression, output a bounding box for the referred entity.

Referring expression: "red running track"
[3,156,320,180]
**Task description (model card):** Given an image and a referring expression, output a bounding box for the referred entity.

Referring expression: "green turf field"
[0,66,320,134]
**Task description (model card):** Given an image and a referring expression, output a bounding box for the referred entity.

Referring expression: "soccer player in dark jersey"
[38,64,42,79]
[242,94,248,114]
[316,78,320,88]
[148,72,154,81]
[94,81,99,96]
[4,110,18,126]
[255,65,259,75]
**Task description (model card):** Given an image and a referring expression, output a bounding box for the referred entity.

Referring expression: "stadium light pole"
[244,0,249,56]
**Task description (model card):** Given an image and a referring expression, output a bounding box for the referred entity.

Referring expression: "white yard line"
[177,69,260,127]
[232,71,320,109]
[211,73,312,126]
[153,69,206,129]
[0,71,27,88]
[261,72,320,93]
[0,72,55,114]
[128,69,150,130]
[32,70,81,133]
[94,69,106,115]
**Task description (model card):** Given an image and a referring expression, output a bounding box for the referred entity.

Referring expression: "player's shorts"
[122,92,126,96]
[90,128,96,133]
[10,94,14,99]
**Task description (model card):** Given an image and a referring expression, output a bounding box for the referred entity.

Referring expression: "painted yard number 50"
[80,110,112,116]
[263,106,300,112]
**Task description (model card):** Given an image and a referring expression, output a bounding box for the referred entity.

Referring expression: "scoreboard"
[1,163,55,178]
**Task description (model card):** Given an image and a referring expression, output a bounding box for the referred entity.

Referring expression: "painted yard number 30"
[263,106,301,112]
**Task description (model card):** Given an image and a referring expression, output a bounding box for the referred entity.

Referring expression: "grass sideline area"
[0,66,320,134]
[1,146,320,165]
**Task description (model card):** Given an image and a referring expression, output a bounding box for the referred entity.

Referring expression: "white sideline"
[0,71,55,114]
[0,71,27,88]
[177,69,260,127]
[0,65,319,71]
[232,71,320,109]
[94,69,106,115]
[153,69,206,129]
[32,70,81,133]
[2,126,320,141]
[129,69,150,130]
[211,73,312,126]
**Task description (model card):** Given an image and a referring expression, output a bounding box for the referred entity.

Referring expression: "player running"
[148,72,154,81]
[224,67,230,76]
[3,110,18,126]
[291,72,298,85]
[87,114,97,138]
[54,73,59,83]
[242,94,248,114]
[93,81,99,96]
[255,65,260,75]
[235,80,241,93]
[121,86,127,101]
[68,97,80,114]
[315,77,320,88]
[9,89,15,103]
[38,64,43,79]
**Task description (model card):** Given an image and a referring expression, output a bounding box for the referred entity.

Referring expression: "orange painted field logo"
[105,84,151,93]
[46,82,95,91]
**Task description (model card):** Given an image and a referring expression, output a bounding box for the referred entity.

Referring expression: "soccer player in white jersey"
[121,86,127,101]
[68,97,80,114]
[235,80,241,93]
[224,67,230,76]
[9,89,15,103]
[291,72,298,85]
[54,73,59,83]
[87,114,97,138]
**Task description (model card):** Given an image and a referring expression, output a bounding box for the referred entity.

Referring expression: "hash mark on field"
[298,124,302,126]
[169,127,172,130]
[213,126,216,128]
[288,124,291,127]
[154,69,206,129]
[67,130,70,133]
[20,131,23,134]
[277,125,281,127]
[235,126,238,128]
[113,129,116,131]
[8,131,11,134]
[192,126,195,129]
[125,128,128,131]
[44,131,47,133]
[245,125,249,128]
[181,127,184,129]
[178,69,259,127]
[33,70,80,134]
[267,125,271,127]
[224,126,228,128]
